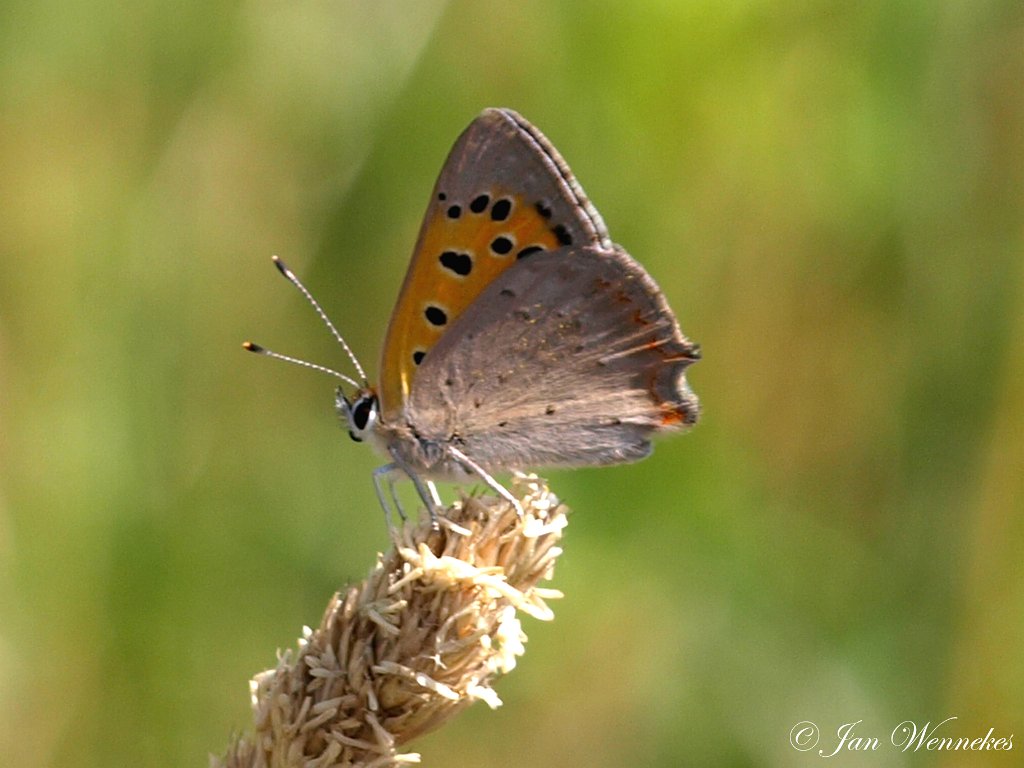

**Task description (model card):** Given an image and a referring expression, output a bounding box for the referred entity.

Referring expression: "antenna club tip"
[272,255,293,278]
[242,341,264,353]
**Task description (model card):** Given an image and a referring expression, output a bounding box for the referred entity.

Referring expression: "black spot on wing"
[439,250,472,276]
[490,236,513,255]
[491,198,512,221]
[425,305,448,326]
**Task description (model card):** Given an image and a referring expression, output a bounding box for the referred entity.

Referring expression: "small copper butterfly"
[246,108,700,523]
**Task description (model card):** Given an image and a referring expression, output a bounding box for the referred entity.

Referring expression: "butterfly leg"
[445,445,525,518]
[385,472,409,522]
[386,447,443,529]
[372,462,406,532]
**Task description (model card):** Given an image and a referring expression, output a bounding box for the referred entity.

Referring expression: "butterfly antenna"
[242,341,361,389]
[271,255,369,384]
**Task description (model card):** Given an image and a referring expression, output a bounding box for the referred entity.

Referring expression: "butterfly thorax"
[380,422,474,481]
[336,386,472,480]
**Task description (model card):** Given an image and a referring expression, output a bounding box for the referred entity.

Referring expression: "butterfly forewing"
[406,246,699,471]
[378,109,611,421]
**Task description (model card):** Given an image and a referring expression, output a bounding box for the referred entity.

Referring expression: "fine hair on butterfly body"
[246,108,700,526]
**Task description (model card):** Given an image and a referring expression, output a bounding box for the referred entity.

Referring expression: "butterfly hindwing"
[378,108,611,421]
[406,246,700,471]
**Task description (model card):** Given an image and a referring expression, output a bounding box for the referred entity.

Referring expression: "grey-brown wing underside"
[429,108,612,250]
[407,246,700,471]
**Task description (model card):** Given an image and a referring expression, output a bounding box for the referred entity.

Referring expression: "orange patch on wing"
[658,403,689,427]
[632,309,652,325]
[645,368,694,428]
[379,192,562,418]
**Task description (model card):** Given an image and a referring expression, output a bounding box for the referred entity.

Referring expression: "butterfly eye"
[346,394,378,442]
[352,396,373,429]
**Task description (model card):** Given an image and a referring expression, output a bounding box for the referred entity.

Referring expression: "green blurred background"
[2,1,1021,766]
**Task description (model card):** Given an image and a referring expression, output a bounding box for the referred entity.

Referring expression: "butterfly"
[246,108,700,523]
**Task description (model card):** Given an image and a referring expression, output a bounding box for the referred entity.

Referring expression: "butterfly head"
[337,386,380,443]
